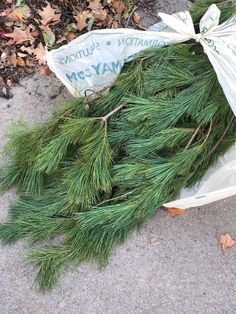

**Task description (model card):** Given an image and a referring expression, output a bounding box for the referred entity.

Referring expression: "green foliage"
[0,0,235,291]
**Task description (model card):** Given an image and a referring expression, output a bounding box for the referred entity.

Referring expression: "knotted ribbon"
[158,4,236,116]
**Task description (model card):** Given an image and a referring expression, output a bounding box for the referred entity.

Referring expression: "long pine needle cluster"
[0,0,236,291]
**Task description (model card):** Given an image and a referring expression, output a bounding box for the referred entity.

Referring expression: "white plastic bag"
[46,4,236,208]
[46,4,236,115]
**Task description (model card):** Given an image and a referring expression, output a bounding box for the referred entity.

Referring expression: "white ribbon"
[158,4,236,116]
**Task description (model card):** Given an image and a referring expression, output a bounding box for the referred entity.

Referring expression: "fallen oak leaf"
[17,56,25,66]
[167,207,185,217]
[112,0,125,15]
[5,26,35,45]
[17,52,27,58]
[89,0,107,21]
[75,11,92,31]
[66,31,77,41]
[40,65,52,76]
[9,10,23,22]
[10,53,17,67]
[21,43,46,65]
[220,233,236,251]
[20,45,34,55]
[133,11,141,24]
[38,2,61,26]
[9,5,31,22]
[89,0,103,11]
[34,43,46,65]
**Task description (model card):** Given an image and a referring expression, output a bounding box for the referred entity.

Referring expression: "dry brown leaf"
[21,43,46,65]
[133,11,141,24]
[220,233,236,251]
[66,32,77,41]
[112,0,125,15]
[150,237,159,246]
[75,11,92,31]
[26,58,36,67]
[89,0,107,21]
[89,0,102,11]
[167,207,185,217]
[34,43,46,65]
[17,52,27,58]
[94,9,107,21]
[20,45,34,55]
[9,5,31,22]
[17,56,25,66]
[5,26,35,45]
[40,65,52,76]
[10,53,17,67]
[9,11,23,22]
[0,8,12,17]
[38,3,61,26]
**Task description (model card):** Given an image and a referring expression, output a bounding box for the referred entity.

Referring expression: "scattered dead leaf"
[0,0,129,84]
[167,207,185,217]
[20,45,34,55]
[38,3,61,26]
[150,237,159,246]
[40,65,52,76]
[10,52,17,67]
[9,5,31,22]
[112,0,125,15]
[34,43,46,65]
[89,0,107,21]
[0,8,12,17]
[66,32,77,41]
[5,26,35,45]
[17,56,25,66]
[75,11,92,31]
[133,11,141,24]
[9,10,23,22]
[89,0,102,11]
[220,233,236,251]
[21,43,46,65]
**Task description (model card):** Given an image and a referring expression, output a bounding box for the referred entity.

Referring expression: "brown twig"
[187,115,235,181]
[185,124,201,150]
[201,119,213,146]
[125,6,138,28]
[205,115,235,159]
[95,104,125,142]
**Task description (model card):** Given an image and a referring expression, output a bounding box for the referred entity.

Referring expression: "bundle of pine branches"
[0,0,236,291]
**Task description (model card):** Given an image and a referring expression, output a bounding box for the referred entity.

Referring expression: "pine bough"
[0,0,236,291]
